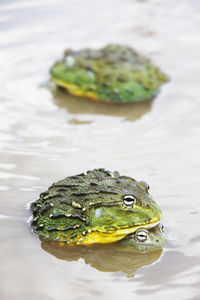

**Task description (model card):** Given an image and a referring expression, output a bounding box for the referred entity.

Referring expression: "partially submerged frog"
[30,168,162,245]
[50,44,168,103]
[121,223,166,251]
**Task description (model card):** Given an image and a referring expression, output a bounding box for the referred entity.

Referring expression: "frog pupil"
[123,195,136,207]
[136,231,148,242]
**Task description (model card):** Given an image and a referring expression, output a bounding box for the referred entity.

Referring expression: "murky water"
[0,0,200,299]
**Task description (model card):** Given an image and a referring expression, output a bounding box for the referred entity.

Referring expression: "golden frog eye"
[135,230,148,242]
[123,195,136,207]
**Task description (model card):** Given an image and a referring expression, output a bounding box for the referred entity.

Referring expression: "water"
[0,0,200,299]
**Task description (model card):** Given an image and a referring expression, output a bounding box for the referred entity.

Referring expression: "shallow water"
[0,0,200,299]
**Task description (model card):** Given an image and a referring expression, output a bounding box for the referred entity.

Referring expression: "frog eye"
[135,230,148,242]
[123,195,136,207]
[138,181,150,192]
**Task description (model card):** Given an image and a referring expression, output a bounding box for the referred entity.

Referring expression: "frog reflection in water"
[41,224,166,276]
[52,87,153,123]
[30,169,162,245]
[121,223,166,251]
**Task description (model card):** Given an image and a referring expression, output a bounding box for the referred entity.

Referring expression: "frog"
[121,223,166,251]
[50,44,168,103]
[30,168,162,245]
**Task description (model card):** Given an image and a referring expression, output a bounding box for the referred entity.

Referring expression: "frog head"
[80,173,162,244]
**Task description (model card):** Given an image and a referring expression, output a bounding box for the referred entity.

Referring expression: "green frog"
[50,44,168,103]
[30,168,162,245]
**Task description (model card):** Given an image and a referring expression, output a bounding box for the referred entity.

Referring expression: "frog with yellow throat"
[50,44,168,103]
[30,169,162,245]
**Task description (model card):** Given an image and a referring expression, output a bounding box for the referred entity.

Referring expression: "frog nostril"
[146,203,150,208]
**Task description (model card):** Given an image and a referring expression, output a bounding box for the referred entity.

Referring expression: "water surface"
[0,0,200,299]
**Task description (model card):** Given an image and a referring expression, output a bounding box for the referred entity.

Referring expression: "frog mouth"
[113,220,160,237]
[107,216,160,235]
[78,219,160,245]
[51,76,98,100]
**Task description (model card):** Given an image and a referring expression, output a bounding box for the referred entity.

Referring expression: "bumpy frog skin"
[121,224,166,251]
[30,169,162,245]
[50,44,168,103]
